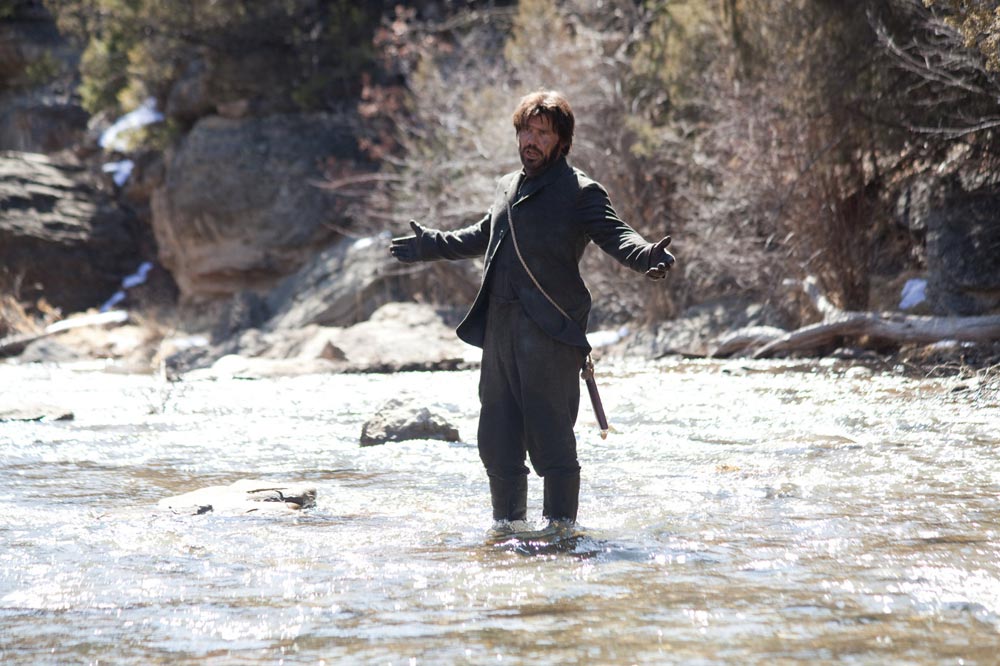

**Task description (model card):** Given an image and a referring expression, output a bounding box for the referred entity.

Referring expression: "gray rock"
[265,236,398,330]
[927,188,1000,315]
[185,354,341,380]
[360,398,461,446]
[210,290,271,344]
[166,302,474,378]
[623,296,790,358]
[295,302,475,373]
[150,113,363,302]
[256,302,473,371]
[18,337,83,363]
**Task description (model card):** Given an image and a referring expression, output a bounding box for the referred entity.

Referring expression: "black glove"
[645,235,675,279]
[390,220,426,263]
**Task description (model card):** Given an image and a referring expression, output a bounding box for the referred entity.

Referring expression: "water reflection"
[1,359,998,663]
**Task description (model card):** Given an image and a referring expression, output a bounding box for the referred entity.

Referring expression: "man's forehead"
[524,113,554,130]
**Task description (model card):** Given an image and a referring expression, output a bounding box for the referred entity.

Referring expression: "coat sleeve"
[576,182,653,272]
[417,212,491,261]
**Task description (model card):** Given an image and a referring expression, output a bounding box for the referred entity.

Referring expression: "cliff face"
[0,151,144,313]
[1,0,374,315]
[151,112,364,302]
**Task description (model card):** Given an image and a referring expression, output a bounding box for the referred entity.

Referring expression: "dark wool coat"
[416,157,657,352]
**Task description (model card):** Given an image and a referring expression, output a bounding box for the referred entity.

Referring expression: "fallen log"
[752,277,1000,358]
[0,310,129,357]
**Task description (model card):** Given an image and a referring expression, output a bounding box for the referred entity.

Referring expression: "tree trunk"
[751,277,1000,358]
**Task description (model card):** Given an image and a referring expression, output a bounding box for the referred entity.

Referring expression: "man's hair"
[512,90,574,157]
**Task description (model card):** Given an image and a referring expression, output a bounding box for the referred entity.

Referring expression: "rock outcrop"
[173,302,475,378]
[264,235,398,330]
[150,112,364,302]
[927,188,1000,316]
[0,152,145,313]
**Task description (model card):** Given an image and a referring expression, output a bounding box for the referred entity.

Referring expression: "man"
[390,90,674,530]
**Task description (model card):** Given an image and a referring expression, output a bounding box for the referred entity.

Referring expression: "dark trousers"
[477,297,584,484]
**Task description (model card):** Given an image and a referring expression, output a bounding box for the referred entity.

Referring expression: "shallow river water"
[1,358,999,665]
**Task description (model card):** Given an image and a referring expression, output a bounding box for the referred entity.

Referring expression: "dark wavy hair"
[511,90,574,157]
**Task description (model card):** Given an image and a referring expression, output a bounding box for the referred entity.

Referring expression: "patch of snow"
[587,326,629,348]
[899,278,926,310]
[101,159,134,187]
[99,262,154,312]
[99,98,164,152]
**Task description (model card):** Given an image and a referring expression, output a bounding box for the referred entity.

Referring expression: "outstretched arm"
[579,184,676,279]
[388,213,491,263]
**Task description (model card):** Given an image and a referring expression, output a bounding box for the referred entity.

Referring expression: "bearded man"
[390,90,674,531]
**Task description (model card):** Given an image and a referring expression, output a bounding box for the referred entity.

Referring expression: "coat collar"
[506,157,571,208]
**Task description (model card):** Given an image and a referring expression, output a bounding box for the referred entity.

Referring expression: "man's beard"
[519,144,560,176]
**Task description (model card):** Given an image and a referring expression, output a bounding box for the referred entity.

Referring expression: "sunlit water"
[1,358,998,665]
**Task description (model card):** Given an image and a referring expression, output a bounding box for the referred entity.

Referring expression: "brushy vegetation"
[341,0,1000,328]
[43,0,378,116]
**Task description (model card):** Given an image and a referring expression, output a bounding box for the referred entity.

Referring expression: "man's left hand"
[645,236,675,279]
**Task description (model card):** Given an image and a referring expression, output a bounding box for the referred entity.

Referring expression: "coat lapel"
[511,157,570,208]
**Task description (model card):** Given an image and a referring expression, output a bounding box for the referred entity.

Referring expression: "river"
[1,358,998,664]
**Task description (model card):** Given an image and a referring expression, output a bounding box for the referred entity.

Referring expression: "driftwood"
[750,277,1000,358]
[0,310,129,357]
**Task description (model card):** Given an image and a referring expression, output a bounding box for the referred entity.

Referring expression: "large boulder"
[174,302,476,378]
[300,302,474,372]
[150,112,362,302]
[0,152,145,313]
[927,188,1000,315]
[265,235,398,330]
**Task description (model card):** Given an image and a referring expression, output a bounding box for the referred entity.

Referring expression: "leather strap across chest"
[504,194,571,322]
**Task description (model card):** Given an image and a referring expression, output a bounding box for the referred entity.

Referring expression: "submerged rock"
[158,479,317,515]
[360,398,461,446]
[0,405,74,422]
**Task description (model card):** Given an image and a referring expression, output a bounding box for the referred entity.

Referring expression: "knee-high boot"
[489,475,528,521]
[542,472,580,523]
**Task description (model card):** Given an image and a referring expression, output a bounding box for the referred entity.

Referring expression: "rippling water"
[1,358,998,664]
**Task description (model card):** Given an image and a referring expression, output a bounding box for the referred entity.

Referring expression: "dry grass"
[0,295,41,340]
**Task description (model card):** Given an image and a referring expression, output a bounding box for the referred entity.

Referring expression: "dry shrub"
[339,0,684,326]
[343,0,1000,332]
[0,295,38,340]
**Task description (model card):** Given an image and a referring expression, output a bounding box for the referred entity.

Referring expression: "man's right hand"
[389,220,426,263]
[645,235,675,279]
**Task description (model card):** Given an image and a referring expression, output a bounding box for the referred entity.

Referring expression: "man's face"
[517,114,563,177]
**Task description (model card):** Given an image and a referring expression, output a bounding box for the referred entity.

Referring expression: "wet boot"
[489,475,528,522]
[542,472,580,525]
